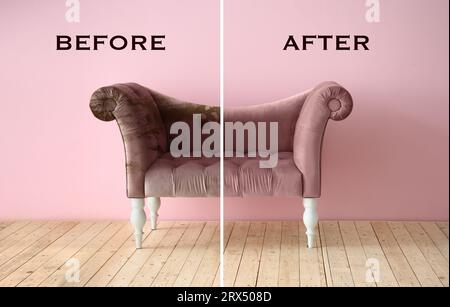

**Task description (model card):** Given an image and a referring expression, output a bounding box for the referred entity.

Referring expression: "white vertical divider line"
[219,0,225,288]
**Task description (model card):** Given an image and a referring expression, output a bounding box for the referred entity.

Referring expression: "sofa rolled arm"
[90,83,167,198]
[293,81,353,198]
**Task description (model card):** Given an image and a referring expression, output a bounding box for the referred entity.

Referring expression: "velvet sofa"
[90,81,353,248]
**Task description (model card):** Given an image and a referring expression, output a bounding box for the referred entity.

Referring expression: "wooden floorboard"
[223,222,250,286]
[318,221,332,286]
[372,221,421,286]
[421,222,449,261]
[84,222,154,287]
[339,221,375,287]
[354,221,398,287]
[0,222,93,287]
[436,222,449,238]
[41,222,130,287]
[256,222,282,287]
[126,221,192,287]
[108,222,173,287]
[404,222,449,287]
[173,221,218,286]
[18,221,113,287]
[321,221,355,286]
[0,221,31,242]
[278,221,300,287]
[0,221,63,269]
[0,222,13,232]
[190,222,226,287]
[152,222,205,286]
[388,222,442,287]
[0,222,46,253]
[0,220,447,287]
[0,222,77,283]
[234,222,266,287]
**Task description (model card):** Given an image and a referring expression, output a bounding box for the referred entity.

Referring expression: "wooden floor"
[0,220,448,287]
[225,221,449,287]
[0,221,220,287]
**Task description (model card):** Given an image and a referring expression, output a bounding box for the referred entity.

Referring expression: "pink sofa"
[90,81,353,248]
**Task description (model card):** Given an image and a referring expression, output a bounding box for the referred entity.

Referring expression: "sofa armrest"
[90,83,167,198]
[293,81,353,198]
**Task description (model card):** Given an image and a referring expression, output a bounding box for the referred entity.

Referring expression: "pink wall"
[0,0,219,220]
[0,0,448,221]
[224,0,449,220]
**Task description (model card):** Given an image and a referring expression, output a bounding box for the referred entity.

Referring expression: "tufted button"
[328,99,341,112]
[90,96,117,121]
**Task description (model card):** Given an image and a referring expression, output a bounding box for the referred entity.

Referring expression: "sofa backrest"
[224,91,310,153]
[150,89,311,154]
[149,89,220,153]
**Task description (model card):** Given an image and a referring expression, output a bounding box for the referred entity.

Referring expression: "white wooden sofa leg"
[130,198,146,249]
[147,197,161,230]
[303,198,319,249]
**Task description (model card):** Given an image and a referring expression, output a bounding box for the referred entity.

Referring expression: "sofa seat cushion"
[144,154,219,197]
[144,152,302,197]
[224,152,303,197]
